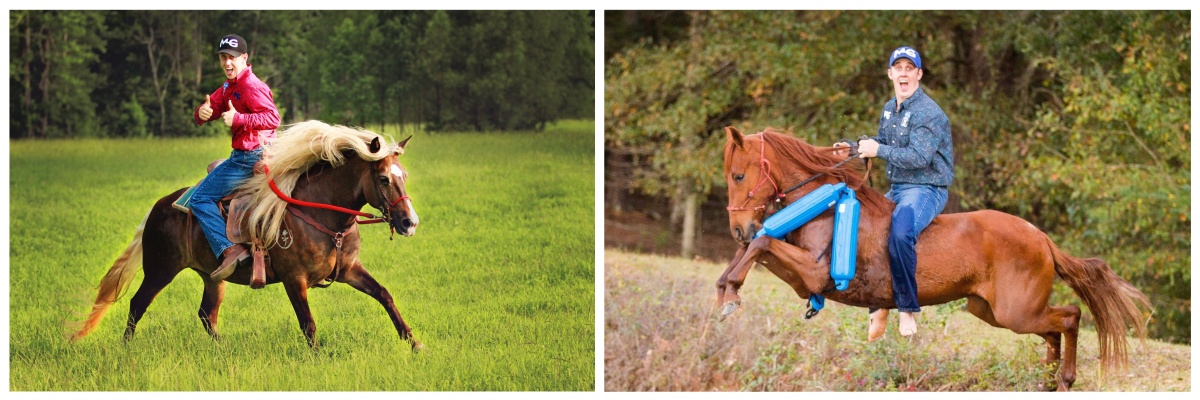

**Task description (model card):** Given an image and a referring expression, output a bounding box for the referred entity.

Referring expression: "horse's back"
[916,210,1056,300]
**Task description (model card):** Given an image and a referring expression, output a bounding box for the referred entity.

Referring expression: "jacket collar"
[227,65,253,86]
[894,86,926,113]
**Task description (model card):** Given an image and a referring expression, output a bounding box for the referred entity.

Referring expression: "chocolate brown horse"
[69,121,423,352]
[715,127,1149,390]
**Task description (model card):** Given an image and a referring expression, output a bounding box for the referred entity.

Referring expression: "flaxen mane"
[238,120,394,247]
[759,128,890,212]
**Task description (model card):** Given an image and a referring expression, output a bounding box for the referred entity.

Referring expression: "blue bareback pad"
[753,183,861,312]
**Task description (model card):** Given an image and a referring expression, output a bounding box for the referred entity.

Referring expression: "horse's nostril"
[734,227,744,241]
[400,218,413,230]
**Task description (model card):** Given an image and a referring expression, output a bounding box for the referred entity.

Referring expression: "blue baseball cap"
[888,46,922,69]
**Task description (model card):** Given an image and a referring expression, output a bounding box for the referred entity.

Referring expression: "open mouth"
[899,78,910,91]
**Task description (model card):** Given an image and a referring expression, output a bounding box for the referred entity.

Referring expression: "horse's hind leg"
[976,291,1081,391]
[967,296,1078,390]
[1046,305,1080,391]
[124,261,180,341]
[339,261,423,353]
[197,278,226,340]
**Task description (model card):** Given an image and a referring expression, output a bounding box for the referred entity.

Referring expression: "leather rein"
[263,158,409,248]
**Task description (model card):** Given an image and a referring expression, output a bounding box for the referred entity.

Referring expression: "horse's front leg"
[718,236,829,321]
[282,277,318,349]
[338,261,423,353]
[715,245,748,308]
[198,278,226,340]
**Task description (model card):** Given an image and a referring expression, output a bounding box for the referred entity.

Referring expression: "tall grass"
[9,120,594,391]
[604,249,1190,391]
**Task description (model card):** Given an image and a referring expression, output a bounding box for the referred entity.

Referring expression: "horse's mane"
[238,120,393,247]
[758,128,890,213]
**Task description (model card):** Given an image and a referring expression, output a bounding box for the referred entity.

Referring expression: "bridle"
[367,157,412,236]
[725,133,866,216]
[263,148,412,246]
[725,135,784,213]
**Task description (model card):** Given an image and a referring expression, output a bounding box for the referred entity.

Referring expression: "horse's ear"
[368,137,382,153]
[726,126,744,149]
[397,135,412,151]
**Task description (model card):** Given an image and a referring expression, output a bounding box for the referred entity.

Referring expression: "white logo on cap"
[893,47,916,59]
[220,38,239,48]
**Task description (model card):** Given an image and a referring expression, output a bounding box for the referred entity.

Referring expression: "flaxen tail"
[1048,237,1151,372]
[67,211,149,342]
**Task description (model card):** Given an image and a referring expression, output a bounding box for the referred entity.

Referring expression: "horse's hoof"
[718,301,741,321]
[411,340,424,354]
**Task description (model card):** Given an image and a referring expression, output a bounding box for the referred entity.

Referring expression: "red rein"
[262,164,387,225]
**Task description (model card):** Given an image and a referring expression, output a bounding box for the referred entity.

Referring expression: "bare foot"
[899,311,918,336]
[868,309,888,341]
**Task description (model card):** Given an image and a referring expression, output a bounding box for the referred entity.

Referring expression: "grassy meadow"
[605,249,1190,391]
[8,120,595,391]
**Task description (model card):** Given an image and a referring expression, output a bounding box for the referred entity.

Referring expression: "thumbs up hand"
[222,100,237,127]
[198,95,214,120]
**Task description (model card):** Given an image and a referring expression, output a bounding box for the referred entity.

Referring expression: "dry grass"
[604,248,1190,391]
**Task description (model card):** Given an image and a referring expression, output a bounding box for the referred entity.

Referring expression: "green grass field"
[8,120,595,391]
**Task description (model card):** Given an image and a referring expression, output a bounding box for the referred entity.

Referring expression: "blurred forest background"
[604,11,1189,342]
[9,10,594,138]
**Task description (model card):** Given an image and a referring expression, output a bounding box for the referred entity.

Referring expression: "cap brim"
[890,57,920,69]
[218,49,244,57]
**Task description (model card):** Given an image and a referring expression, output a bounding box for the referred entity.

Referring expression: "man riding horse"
[192,33,280,280]
[837,46,954,339]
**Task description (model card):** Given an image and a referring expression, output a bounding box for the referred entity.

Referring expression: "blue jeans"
[191,148,261,257]
[881,183,948,312]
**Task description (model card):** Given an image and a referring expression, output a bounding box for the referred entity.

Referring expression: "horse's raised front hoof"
[718,300,741,322]
[411,340,424,354]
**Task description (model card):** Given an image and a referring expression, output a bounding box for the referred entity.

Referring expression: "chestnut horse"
[715,127,1149,390]
[69,121,423,352]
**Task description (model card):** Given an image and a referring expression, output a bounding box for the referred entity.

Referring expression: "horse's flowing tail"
[67,211,149,342]
[1047,237,1151,372]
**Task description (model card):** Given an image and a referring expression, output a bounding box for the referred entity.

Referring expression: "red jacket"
[194,65,279,151]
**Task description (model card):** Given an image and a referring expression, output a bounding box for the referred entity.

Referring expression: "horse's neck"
[775,172,892,224]
[292,157,369,225]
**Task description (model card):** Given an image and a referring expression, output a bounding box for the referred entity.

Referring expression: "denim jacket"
[872,87,954,187]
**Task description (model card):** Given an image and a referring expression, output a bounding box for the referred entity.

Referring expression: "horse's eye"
[378,176,390,185]
[734,174,745,182]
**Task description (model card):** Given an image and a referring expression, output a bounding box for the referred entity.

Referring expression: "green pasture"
[8,120,595,391]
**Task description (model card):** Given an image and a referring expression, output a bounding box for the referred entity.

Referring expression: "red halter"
[726,133,785,213]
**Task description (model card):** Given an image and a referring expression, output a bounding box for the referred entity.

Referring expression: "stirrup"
[805,295,825,319]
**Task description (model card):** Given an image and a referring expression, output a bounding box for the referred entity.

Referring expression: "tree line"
[605,11,1189,342]
[9,10,594,139]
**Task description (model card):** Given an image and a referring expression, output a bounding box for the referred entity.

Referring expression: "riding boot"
[211,244,250,280]
[868,308,889,341]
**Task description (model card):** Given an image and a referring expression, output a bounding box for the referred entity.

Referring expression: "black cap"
[217,34,247,57]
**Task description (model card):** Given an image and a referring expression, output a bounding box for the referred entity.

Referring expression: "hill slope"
[604,249,1190,391]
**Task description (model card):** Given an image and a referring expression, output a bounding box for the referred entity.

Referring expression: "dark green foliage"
[9,10,594,137]
[606,10,1189,342]
[118,95,150,138]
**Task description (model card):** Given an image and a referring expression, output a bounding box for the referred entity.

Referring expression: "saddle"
[172,158,272,288]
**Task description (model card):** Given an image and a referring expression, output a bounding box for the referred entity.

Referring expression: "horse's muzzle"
[396,217,417,237]
[731,221,761,244]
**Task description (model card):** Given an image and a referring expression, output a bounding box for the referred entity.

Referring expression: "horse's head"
[723,126,779,244]
[364,136,419,237]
